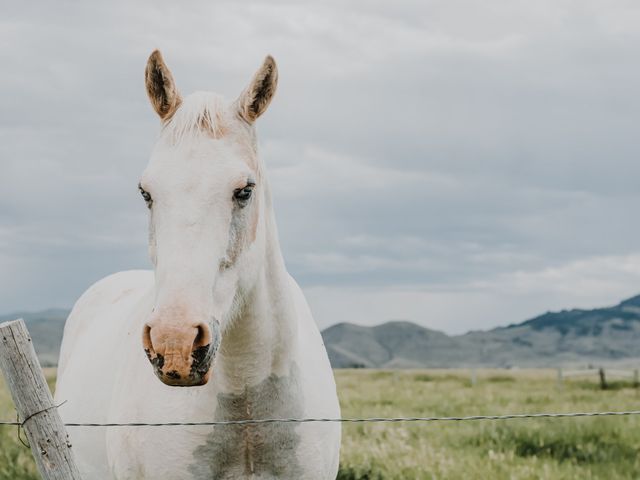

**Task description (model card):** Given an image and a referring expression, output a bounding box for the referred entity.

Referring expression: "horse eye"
[233,183,255,205]
[138,184,152,208]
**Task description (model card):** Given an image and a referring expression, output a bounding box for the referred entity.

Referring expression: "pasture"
[1,369,639,479]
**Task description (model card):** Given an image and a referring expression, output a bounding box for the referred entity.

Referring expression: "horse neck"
[216,179,298,391]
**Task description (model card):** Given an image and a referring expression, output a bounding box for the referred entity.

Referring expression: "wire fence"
[5,319,640,476]
[2,409,640,427]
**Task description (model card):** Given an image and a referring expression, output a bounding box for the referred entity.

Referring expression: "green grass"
[1,369,639,479]
[0,370,54,480]
[336,369,640,479]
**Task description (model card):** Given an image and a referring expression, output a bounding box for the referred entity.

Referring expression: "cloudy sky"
[2,0,640,334]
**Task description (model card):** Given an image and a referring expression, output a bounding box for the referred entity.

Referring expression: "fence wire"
[2,410,640,427]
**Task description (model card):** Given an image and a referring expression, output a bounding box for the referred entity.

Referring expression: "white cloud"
[306,254,640,334]
[267,143,457,198]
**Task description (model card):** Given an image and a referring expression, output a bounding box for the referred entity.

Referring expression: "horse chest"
[188,371,304,479]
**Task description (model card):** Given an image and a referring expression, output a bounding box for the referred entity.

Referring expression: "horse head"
[139,50,277,386]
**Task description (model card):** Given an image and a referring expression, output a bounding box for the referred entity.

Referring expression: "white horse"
[54,50,341,479]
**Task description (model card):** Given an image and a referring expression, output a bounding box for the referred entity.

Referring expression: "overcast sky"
[2,0,640,334]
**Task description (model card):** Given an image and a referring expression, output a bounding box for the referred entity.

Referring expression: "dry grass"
[1,369,639,479]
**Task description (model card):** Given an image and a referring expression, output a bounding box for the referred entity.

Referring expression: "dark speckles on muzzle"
[191,345,212,379]
[145,349,164,370]
[187,319,221,384]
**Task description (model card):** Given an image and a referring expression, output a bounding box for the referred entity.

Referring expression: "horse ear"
[145,50,182,120]
[237,56,278,123]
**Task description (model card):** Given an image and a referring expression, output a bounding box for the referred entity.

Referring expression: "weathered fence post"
[0,319,81,479]
[598,367,608,390]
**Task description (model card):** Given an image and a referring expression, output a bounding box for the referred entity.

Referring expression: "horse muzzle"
[142,319,220,386]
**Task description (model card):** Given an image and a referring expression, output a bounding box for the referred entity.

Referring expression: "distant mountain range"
[2,295,640,368]
[322,294,640,368]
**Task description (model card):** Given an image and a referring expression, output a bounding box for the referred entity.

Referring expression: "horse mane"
[162,92,227,144]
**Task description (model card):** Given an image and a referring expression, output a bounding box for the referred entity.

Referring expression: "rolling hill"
[322,294,640,368]
[2,294,640,368]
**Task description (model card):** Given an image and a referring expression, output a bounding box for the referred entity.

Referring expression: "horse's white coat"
[54,53,341,479]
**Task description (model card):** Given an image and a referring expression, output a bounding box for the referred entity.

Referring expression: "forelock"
[161,92,228,144]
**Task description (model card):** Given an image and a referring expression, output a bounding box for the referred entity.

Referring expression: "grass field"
[1,369,639,479]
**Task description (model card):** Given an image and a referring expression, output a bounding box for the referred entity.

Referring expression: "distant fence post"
[0,319,81,480]
[598,367,608,390]
[556,368,563,389]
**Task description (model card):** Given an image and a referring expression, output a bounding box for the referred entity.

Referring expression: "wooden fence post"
[0,319,82,479]
[599,367,608,390]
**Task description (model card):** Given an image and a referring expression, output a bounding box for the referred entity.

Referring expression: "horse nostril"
[193,323,212,349]
[142,324,154,355]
